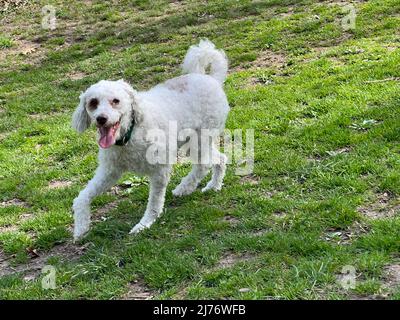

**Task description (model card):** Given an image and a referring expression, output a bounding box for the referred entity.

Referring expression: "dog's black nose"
[96,116,108,126]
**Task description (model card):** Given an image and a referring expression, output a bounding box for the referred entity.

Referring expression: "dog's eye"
[88,98,99,110]
[112,98,120,105]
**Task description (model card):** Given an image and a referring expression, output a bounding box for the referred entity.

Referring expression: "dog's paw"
[73,225,89,243]
[172,185,195,197]
[172,187,185,197]
[201,182,222,193]
[129,222,147,235]
[73,215,90,242]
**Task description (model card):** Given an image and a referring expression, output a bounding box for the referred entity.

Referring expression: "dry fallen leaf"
[26,247,40,258]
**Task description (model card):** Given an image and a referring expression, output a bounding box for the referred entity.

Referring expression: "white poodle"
[71,40,230,241]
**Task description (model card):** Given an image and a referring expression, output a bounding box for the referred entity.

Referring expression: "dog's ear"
[117,79,144,123]
[117,79,137,98]
[71,92,91,133]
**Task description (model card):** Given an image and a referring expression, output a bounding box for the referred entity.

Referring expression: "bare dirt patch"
[0,0,30,14]
[0,9,99,69]
[313,46,331,55]
[250,228,270,237]
[171,284,190,299]
[95,200,120,216]
[0,225,18,233]
[0,39,41,64]
[276,6,296,18]
[251,50,286,69]
[0,198,28,208]
[221,215,240,226]
[216,252,254,269]
[28,110,66,120]
[233,50,286,74]
[48,180,73,189]
[110,185,125,196]
[92,200,121,223]
[0,132,10,142]
[273,211,287,218]
[384,45,398,53]
[383,264,400,293]
[260,190,277,200]
[67,71,87,81]
[241,50,287,85]
[358,193,400,220]
[246,75,275,87]
[239,174,260,185]
[19,212,33,222]
[326,0,367,6]
[110,177,148,196]
[0,241,89,278]
[323,221,369,245]
[122,278,155,300]
[346,293,386,300]
[325,147,351,157]
[306,47,345,66]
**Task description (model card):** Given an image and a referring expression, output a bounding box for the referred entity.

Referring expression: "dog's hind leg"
[172,163,211,197]
[130,165,171,234]
[202,146,227,192]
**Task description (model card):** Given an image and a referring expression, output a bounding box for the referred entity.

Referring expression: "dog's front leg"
[130,166,171,234]
[73,166,121,241]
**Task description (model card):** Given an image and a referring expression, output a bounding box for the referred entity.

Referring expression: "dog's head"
[72,79,141,148]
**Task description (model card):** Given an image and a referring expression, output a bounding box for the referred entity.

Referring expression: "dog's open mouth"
[98,122,120,149]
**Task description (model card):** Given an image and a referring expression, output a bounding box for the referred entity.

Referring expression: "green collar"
[115,117,135,146]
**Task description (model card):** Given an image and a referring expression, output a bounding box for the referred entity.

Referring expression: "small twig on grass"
[364,77,400,83]
[0,254,15,263]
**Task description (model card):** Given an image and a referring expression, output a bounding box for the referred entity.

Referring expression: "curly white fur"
[71,40,229,241]
[182,39,228,84]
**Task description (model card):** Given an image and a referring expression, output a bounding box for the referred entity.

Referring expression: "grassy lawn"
[0,0,399,299]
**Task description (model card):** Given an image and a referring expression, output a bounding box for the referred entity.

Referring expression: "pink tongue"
[99,126,115,149]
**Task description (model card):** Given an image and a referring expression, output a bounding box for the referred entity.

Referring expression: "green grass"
[0,0,399,299]
[0,36,13,49]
